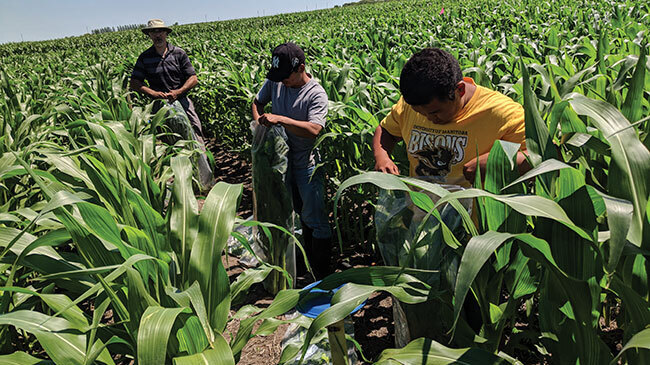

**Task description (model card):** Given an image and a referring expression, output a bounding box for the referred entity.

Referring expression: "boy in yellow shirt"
[373,48,528,186]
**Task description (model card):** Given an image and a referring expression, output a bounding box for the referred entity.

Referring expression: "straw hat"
[142,19,172,34]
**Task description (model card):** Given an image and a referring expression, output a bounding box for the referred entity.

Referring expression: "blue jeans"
[288,165,331,240]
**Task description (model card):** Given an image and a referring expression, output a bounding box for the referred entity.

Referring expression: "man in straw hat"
[130,19,213,188]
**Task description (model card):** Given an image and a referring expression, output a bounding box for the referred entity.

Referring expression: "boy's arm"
[258,113,323,138]
[255,90,326,138]
[252,80,273,122]
[252,99,265,121]
[373,125,401,175]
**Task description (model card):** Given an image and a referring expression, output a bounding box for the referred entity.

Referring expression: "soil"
[223,255,292,365]
[220,254,394,365]
[205,140,253,218]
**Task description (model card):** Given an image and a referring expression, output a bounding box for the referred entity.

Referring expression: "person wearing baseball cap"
[264,42,306,83]
[252,42,332,282]
[130,19,213,189]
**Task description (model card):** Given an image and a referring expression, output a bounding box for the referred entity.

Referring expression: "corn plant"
[331,41,649,365]
[0,81,279,363]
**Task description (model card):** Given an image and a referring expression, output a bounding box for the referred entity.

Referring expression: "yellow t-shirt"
[380,77,525,187]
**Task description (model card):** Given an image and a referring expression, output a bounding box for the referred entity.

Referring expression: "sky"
[0,0,351,44]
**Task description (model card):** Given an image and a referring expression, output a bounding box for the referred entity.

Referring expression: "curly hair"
[400,48,463,106]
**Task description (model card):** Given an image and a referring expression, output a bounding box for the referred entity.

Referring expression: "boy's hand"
[258,113,283,127]
[463,153,489,182]
[463,151,530,182]
[375,157,400,175]
[463,160,478,182]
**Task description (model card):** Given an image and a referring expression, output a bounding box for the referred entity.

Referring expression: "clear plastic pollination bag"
[374,176,473,347]
[162,101,213,188]
[251,121,296,292]
[164,101,194,141]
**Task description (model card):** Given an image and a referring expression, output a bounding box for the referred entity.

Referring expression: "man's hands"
[129,79,179,101]
[146,89,179,102]
[147,89,180,102]
[164,89,182,102]
[258,113,284,127]
[150,91,167,99]
[130,75,197,102]
[164,75,197,102]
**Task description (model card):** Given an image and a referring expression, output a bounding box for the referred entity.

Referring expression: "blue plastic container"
[296,280,366,319]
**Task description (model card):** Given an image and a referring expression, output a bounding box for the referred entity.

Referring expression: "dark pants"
[290,165,332,279]
[288,165,331,240]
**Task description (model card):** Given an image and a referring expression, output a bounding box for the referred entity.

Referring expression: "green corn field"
[0,0,649,364]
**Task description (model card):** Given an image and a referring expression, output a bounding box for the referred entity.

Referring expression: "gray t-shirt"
[256,78,328,169]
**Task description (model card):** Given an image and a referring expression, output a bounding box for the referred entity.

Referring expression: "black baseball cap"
[266,42,305,82]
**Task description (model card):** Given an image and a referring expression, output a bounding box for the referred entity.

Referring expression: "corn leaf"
[173,333,234,365]
[568,93,650,247]
[452,231,611,364]
[484,140,526,234]
[165,281,215,345]
[188,182,241,332]
[298,267,432,362]
[520,57,556,167]
[502,159,573,191]
[169,155,199,282]
[374,337,511,364]
[621,46,647,125]
[435,189,591,240]
[0,352,54,364]
[610,328,650,365]
[137,306,185,365]
[0,311,87,365]
[598,192,634,274]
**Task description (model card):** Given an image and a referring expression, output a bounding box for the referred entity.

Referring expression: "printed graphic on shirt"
[408,127,468,178]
